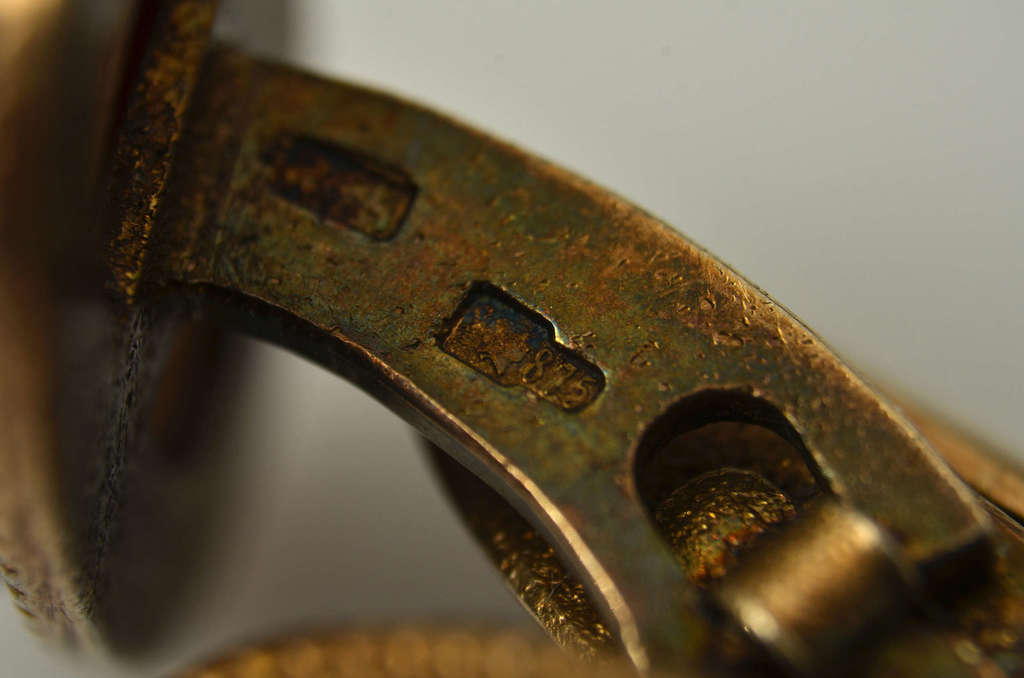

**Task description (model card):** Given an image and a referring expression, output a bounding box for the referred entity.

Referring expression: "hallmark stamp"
[261,134,417,241]
[440,285,604,411]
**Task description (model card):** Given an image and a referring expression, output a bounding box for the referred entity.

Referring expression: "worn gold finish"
[655,469,796,585]
[715,499,915,674]
[430,447,615,661]
[133,41,992,670]
[0,0,143,644]
[439,284,605,412]
[3,2,1024,677]
[176,627,643,678]
[432,417,1024,677]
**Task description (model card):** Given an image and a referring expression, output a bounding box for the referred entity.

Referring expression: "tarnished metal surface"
[0,0,143,645]
[126,43,992,672]
[715,499,914,674]
[654,469,796,585]
[434,438,1024,678]
[4,2,1024,676]
[432,412,1024,677]
[430,446,615,662]
[176,626,642,678]
[0,0,237,652]
[439,284,605,412]
[260,133,419,242]
[108,0,217,304]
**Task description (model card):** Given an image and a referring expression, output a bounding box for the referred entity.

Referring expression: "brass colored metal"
[714,499,915,675]
[439,284,605,412]
[4,2,1024,677]
[108,0,218,305]
[260,133,419,242]
[654,469,796,585]
[129,41,991,671]
[0,0,144,644]
[175,627,642,678]
[430,447,615,661]
[434,416,1024,676]
[436,445,1024,677]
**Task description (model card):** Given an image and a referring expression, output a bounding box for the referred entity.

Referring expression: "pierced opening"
[634,390,826,586]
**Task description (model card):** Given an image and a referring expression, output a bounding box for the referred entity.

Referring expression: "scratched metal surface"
[128,40,987,669]
[2,1,1023,676]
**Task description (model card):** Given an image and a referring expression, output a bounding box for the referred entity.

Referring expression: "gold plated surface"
[3,2,1024,676]
[176,627,641,678]
[0,0,143,645]
[430,448,615,662]
[439,284,605,412]
[131,44,991,670]
[654,469,796,585]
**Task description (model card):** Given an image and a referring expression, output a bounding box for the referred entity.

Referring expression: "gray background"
[3,1,1022,675]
